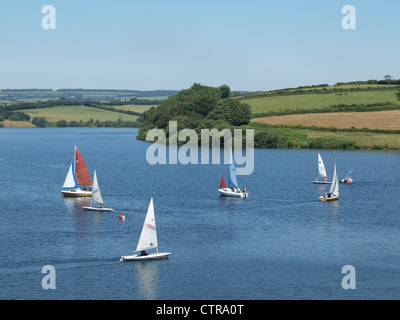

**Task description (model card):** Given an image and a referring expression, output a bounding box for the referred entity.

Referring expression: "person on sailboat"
[324,192,327,198]
[140,250,148,256]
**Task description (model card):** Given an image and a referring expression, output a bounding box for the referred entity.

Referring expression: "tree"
[56,120,68,127]
[384,75,393,86]
[32,117,48,127]
[219,85,231,99]
[208,100,251,126]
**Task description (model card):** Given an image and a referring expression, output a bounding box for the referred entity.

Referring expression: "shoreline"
[2,125,399,152]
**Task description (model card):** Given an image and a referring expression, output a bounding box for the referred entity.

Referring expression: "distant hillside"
[0,89,179,104]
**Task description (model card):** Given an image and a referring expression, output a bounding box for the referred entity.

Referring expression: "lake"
[0,128,399,300]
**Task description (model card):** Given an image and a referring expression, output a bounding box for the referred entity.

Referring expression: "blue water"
[0,128,399,300]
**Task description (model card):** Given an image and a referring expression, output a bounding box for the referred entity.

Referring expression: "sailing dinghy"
[61,146,93,197]
[83,170,115,212]
[319,153,339,202]
[312,153,331,184]
[218,148,248,198]
[120,198,171,261]
[340,169,354,184]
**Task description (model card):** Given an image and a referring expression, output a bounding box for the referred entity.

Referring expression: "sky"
[0,0,399,91]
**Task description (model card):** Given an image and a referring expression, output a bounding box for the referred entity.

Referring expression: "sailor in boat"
[99,203,104,209]
[140,250,148,256]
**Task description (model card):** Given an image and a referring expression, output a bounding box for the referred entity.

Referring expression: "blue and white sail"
[62,161,78,190]
[228,148,238,188]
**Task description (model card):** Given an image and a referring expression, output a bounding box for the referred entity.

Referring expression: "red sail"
[220,168,227,189]
[74,147,92,186]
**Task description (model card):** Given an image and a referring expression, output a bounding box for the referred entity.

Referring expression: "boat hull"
[82,206,115,212]
[61,189,92,197]
[312,181,331,184]
[319,196,338,202]
[120,252,171,261]
[340,179,353,184]
[218,188,248,198]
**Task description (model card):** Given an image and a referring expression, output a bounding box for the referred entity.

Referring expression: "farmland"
[252,110,400,130]
[244,90,398,114]
[23,105,139,123]
[242,83,400,150]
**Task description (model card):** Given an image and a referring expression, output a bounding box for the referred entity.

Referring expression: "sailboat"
[83,170,115,212]
[340,169,354,184]
[319,153,339,202]
[218,148,249,198]
[120,198,171,261]
[61,146,93,197]
[312,153,331,184]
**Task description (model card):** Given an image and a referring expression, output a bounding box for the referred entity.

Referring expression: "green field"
[244,90,398,114]
[24,105,139,123]
[107,104,155,113]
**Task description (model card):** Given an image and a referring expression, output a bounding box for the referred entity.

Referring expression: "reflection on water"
[62,197,91,214]
[135,261,159,300]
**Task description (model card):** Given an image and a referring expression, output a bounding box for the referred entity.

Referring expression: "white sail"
[317,153,327,179]
[91,170,103,206]
[329,158,339,197]
[136,198,158,252]
[62,163,77,189]
[344,169,354,180]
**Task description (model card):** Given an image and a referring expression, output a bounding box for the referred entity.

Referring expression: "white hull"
[120,252,171,261]
[312,181,331,185]
[61,188,92,197]
[82,206,115,212]
[340,179,353,184]
[218,188,248,198]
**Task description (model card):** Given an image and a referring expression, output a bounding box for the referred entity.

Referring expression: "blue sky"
[0,0,399,91]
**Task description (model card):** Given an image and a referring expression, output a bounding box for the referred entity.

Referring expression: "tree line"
[31,117,139,128]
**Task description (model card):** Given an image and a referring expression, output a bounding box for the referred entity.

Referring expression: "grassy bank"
[244,122,400,150]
